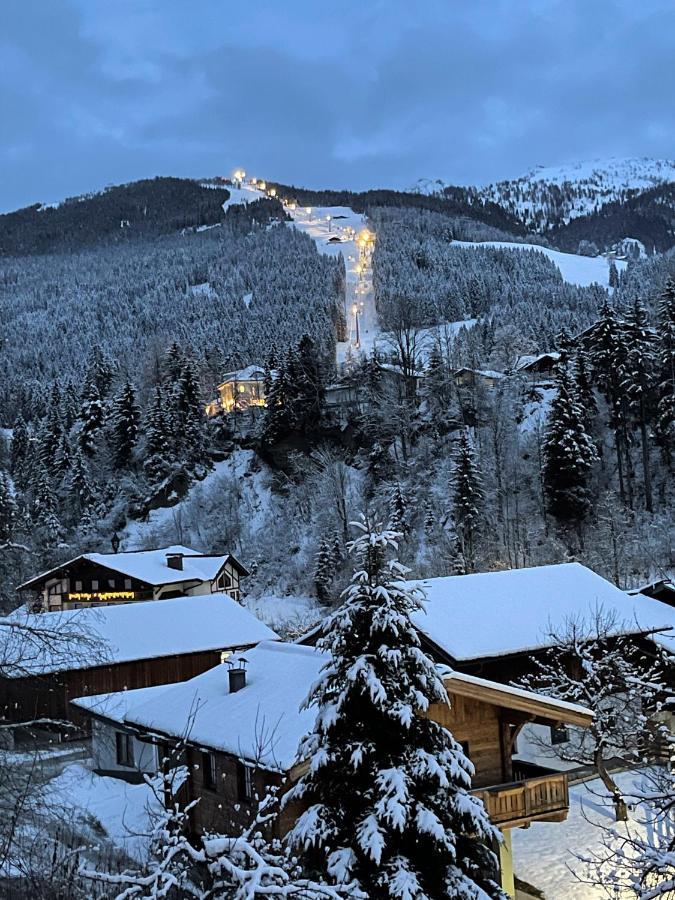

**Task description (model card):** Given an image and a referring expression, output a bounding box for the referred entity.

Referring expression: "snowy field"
[453,240,627,288]
[512,769,660,899]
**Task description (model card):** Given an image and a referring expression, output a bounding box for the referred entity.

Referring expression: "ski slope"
[453,240,627,288]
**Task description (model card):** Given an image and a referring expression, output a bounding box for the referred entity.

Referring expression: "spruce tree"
[111,380,140,468]
[620,298,655,512]
[452,430,483,571]
[144,386,173,483]
[286,518,503,899]
[173,359,206,463]
[32,467,61,544]
[542,365,598,523]
[0,472,17,542]
[314,537,336,603]
[68,449,94,524]
[10,416,31,490]
[388,482,410,539]
[655,278,675,468]
[79,382,105,456]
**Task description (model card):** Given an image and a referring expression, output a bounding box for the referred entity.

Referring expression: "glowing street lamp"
[352,302,360,347]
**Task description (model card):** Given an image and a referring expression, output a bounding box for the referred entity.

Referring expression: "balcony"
[472,772,569,828]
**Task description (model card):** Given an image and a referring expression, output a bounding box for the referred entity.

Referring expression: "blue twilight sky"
[2,0,675,212]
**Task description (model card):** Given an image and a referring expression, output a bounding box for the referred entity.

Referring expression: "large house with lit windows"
[17,545,250,611]
[205,365,266,417]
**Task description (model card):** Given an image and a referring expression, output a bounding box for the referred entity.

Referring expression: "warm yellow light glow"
[259,181,267,190]
[306,207,312,214]
[68,591,136,601]
[269,188,277,197]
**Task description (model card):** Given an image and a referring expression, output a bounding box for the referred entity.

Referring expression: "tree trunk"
[594,744,628,822]
[639,398,653,513]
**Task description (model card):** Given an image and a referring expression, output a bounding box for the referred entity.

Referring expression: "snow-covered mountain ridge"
[478,157,675,232]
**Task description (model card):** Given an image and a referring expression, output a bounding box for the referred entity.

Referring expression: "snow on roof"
[454,368,505,380]
[124,641,324,771]
[71,682,173,723]
[515,352,561,371]
[2,594,278,677]
[409,563,674,661]
[98,641,592,771]
[219,365,265,385]
[18,545,235,590]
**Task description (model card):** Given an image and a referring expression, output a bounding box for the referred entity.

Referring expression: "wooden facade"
[3,648,225,730]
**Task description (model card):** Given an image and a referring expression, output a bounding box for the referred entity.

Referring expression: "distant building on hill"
[17,545,250,611]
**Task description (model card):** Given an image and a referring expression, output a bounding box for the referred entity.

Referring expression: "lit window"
[220,650,232,664]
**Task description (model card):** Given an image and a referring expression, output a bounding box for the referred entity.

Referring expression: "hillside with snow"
[477,156,675,232]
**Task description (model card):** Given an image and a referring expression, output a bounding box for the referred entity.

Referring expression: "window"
[220,650,232,664]
[91,580,99,591]
[108,578,116,589]
[74,580,82,591]
[202,752,217,790]
[124,578,132,590]
[116,732,135,767]
[237,762,254,801]
[550,724,569,745]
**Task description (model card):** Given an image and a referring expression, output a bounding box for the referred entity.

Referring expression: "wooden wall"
[3,649,223,728]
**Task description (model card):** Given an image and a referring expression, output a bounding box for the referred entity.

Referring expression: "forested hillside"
[0,177,232,256]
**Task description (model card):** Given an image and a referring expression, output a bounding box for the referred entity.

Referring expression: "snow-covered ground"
[453,240,627,288]
[245,592,321,638]
[512,769,661,899]
[41,762,160,862]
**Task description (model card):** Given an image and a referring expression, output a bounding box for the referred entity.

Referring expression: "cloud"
[1,0,674,211]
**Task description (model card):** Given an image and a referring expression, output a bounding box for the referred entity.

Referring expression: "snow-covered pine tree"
[452,430,483,571]
[655,278,675,468]
[144,385,173,483]
[0,472,17,542]
[164,341,184,381]
[32,466,61,545]
[573,350,597,424]
[53,431,71,478]
[315,537,337,604]
[172,358,206,464]
[620,297,656,512]
[388,482,410,539]
[542,363,598,524]
[9,416,31,491]
[68,449,94,524]
[78,381,105,456]
[294,334,325,432]
[286,517,504,900]
[111,379,140,468]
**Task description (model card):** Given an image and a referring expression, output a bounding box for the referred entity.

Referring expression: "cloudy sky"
[2,0,674,211]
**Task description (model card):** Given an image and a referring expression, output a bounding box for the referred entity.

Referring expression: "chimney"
[166,553,184,571]
[227,660,247,693]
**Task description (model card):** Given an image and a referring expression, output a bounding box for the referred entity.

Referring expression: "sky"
[2,0,675,212]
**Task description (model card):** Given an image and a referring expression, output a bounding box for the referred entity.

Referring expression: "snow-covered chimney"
[228,660,247,693]
[166,553,184,571]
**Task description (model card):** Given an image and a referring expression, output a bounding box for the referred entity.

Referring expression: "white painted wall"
[91,719,158,778]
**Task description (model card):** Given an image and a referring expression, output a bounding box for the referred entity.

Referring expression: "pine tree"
[111,380,140,468]
[10,416,31,490]
[32,467,61,544]
[164,341,184,381]
[294,334,325,432]
[654,278,675,468]
[574,350,597,423]
[172,359,206,463]
[388,482,410,539]
[286,518,503,899]
[79,382,105,456]
[542,365,598,523]
[68,449,94,523]
[608,260,619,289]
[144,386,173,483]
[452,430,483,571]
[83,345,115,399]
[54,431,71,478]
[0,472,17,542]
[620,297,655,512]
[588,300,631,504]
[314,537,336,604]
[38,385,63,470]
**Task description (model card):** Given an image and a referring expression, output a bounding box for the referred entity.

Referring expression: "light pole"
[352,302,360,347]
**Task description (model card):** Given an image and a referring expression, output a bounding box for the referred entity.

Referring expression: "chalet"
[514,352,561,382]
[206,365,266,417]
[325,362,422,420]
[628,578,675,608]
[71,640,593,898]
[0,593,277,732]
[453,367,505,390]
[17,544,249,611]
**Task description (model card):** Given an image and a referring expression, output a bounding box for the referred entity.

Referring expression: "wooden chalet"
[514,352,561,382]
[72,640,593,898]
[205,365,266,417]
[17,544,249,611]
[0,594,277,734]
[453,367,505,391]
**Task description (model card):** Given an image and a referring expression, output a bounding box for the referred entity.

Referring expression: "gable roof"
[17,545,244,591]
[2,593,278,677]
[409,562,674,662]
[515,352,561,372]
[81,642,592,773]
[218,365,265,386]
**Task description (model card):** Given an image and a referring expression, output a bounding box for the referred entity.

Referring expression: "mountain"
[476,157,675,233]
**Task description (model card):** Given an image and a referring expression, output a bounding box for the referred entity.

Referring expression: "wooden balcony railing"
[472,772,569,827]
